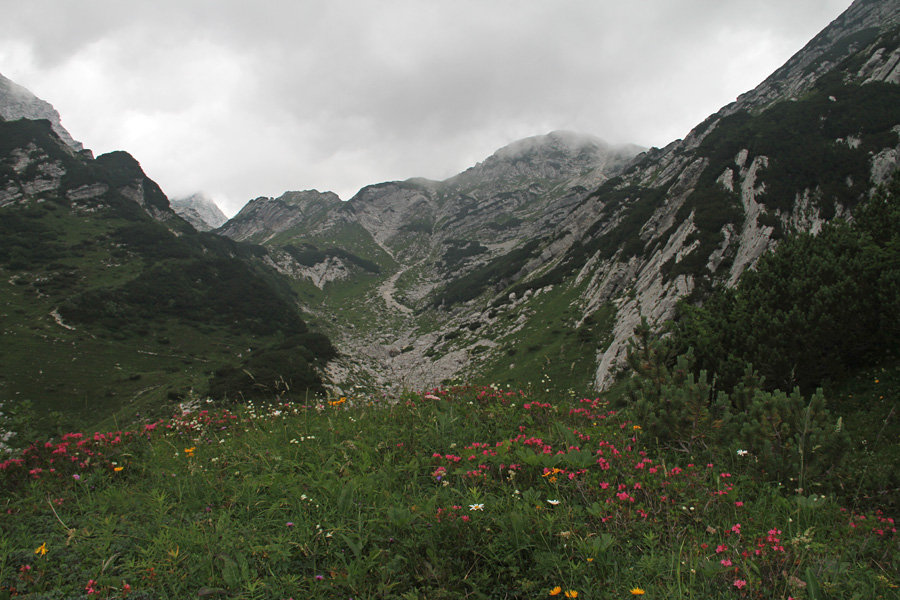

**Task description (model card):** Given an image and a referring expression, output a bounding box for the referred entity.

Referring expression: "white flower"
[469,503,484,511]
[737,449,748,456]
[547,499,560,505]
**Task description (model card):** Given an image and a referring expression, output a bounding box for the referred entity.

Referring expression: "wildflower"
[734,579,747,589]
[736,449,748,456]
[632,425,641,430]
[469,504,484,511]
[564,591,578,598]
[184,447,196,457]
[630,588,645,595]
[35,542,47,556]
[549,586,562,596]
[720,558,732,566]
[547,499,560,505]
[73,474,80,480]
[286,522,294,527]
[114,466,124,472]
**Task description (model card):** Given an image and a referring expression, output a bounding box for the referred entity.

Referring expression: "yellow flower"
[549,586,562,596]
[35,542,47,556]
[113,466,124,472]
[184,447,196,457]
[633,425,642,430]
[630,588,645,595]
[564,591,578,598]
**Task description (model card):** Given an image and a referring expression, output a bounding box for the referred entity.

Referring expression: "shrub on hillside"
[626,319,848,488]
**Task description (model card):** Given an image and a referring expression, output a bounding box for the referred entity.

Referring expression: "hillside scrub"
[672,171,900,394]
[1,385,896,599]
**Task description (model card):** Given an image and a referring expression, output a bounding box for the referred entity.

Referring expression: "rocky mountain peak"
[446,130,644,191]
[170,192,229,231]
[217,189,344,243]
[0,72,84,152]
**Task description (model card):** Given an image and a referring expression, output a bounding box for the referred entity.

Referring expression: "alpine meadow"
[2,1,900,598]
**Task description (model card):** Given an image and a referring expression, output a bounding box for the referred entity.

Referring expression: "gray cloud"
[0,1,852,215]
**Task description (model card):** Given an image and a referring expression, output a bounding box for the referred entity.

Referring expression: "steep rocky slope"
[572,0,900,387]
[0,72,84,152]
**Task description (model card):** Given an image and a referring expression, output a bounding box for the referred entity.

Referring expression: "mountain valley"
[2,0,900,427]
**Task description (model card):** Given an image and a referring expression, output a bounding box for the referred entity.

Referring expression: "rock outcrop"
[170,192,229,231]
[0,72,84,152]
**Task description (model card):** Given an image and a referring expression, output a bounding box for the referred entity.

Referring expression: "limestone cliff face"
[0,72,84,152]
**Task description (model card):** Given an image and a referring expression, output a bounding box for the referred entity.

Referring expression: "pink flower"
[720,558,732,566]
[731,523,741,534]
[734,579,747,589]
[716,544,728,553]
[735,501,744,507]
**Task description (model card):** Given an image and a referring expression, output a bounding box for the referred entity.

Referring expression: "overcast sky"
[2,1,853,216]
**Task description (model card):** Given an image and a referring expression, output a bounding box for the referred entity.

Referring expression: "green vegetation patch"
[283,243,381,274]
[430,239,542,307]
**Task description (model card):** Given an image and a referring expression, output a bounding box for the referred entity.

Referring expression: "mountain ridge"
[213,0,900,394]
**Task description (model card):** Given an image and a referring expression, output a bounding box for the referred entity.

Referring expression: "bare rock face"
[0,72,84,151]
[170,192,229,231]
